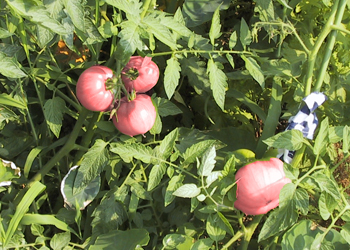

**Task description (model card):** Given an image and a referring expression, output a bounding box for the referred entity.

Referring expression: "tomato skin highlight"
[76,65,114,111]
[121,56,159,93]
[112,94,156,137]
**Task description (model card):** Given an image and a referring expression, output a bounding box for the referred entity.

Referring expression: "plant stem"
[238,214,264,250]
[74,111,103,164]
[140,0,152,19]
[304,0,339,96]
[28,107,89,186]
[313,0,347,93]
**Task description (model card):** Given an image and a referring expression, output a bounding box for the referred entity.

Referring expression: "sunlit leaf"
[164,57,181,99]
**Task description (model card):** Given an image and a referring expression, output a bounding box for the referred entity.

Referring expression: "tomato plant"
[76,65,114,111]
[121,56,159,93]
[112,94,156,136]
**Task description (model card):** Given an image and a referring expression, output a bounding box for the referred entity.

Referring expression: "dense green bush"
[1,0,350,249]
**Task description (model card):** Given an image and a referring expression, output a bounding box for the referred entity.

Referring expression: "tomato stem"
[123,67,139,80]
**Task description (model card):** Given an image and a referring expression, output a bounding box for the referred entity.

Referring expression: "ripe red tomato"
[76,65,114,111]
[234,158,291,215]
[121,56,159,93]
[112,94,156,136]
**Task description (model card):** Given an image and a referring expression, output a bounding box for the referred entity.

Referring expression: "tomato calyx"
[122,68,139,81]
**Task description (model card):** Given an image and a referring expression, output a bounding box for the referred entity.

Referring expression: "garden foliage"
[1,0,350,249]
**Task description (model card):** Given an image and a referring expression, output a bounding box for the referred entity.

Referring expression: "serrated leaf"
[263,130,305,151]
[182,140,217,166]
[36,25,55,48]
[314,118,329,155]
[207,59,227,111]
[91,195,128,233]
[164,57,181,99]
[0,93,26,109]
[240,18,252,49]
[142,15,177,50]
[104,0,142,20]
[154,97,182,117]
[241,55,265,88]
[73,140,108,194]
[50,232,70,250]
[127,179,152,200]
[165,175,185,206]
[158,128,178,159]
[190,238,214,250]
[5,0,68,35]
[181,57,210,95]
[173,184,201,198]
[0,52,27,79]
[81,18,106,45]
[110,143,153,163]
[117,20,143,56]
[147,164,166,191]
[198,146,216,177]
[312,171,341,200]
[63,0,85,31]
[43,97,66,138]
[209,4,222,45]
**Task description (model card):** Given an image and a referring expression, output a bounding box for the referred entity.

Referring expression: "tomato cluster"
[76,56,159,136]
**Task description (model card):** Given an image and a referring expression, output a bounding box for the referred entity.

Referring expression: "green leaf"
[226,89,266,122]
[165,175,185,206]
[62,0,85,31]
[294,188,309,215]
[73,140,108,194]
[182,0,231,27]
[162,234,193,249]
[157,128,178,159]
[182,140,217,166]
[104,0,142,20]
[282,220,348,249]
[143,15,178,50]
[147,164,166,191]
[164,57,181,99]
[259,183,298,242]
[312,171,341,200]
[117,20,143,57]
[80,18,106,45]
[21,214,78,237]
[5,0,68,35]
[217,212,234,236]
[50,232,70,250]
[343,126,350,153]
[173,184,201,198]
[206,213,226,241]
[89,229,149,250]
[91,196,128,233]
[159,12,192,38]
[241,55,265,88]
[229,31,237,49]
[198,146,216,177]
[61,165,100,210]
[313,117,329,155]
[4,181,46,247]
[0,52,27,79]
[240,18,252,49]
[207,59,228,111]
[263,130,305,151]
[127,179,152,200]
[43,97,66,138]
[181,57,210,95]
[319,192,331,220]
[110,142,153,163]
[209,4,222,46]
[276,0,293,9]
[190,238,214,250]
[0,159,20,186]
[0,27,14,39]
[36,25,55,48]
[154,97,182,117]
[24,146,45,178]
